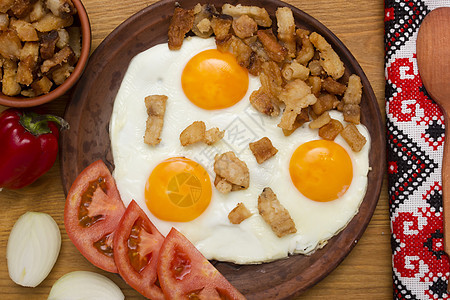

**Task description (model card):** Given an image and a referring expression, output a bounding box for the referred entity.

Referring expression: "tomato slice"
[64,160,126,273]
[114,200,165,300]
[157,228,246,300]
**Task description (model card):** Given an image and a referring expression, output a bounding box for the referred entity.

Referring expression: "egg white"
[110,37,371,264]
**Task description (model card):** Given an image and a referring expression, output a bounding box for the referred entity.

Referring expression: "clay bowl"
[0,0,91,108]
[60,0,385,298]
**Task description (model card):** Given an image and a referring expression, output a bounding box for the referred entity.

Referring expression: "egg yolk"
[145,157,212,222]
[181,49,249,110]
[289,140,353,202]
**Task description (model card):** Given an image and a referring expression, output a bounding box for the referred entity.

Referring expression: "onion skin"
[6,212,61,287]
[48,271,125,300]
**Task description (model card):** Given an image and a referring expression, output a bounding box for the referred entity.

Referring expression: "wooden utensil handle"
[443,111,450,256]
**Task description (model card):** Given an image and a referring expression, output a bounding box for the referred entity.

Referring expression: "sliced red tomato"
[113,200,165,300]
[157,228,246,300]
[64,160,126,273]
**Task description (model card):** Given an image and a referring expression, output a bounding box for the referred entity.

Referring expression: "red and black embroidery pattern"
[385,0,450,298]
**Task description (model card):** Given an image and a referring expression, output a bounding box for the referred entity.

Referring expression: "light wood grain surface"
[0,0,390,299]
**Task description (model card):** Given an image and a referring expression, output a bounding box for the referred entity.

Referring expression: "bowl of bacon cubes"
[0,0,91,107]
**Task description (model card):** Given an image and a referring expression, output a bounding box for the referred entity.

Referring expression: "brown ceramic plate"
[60,0,385,298]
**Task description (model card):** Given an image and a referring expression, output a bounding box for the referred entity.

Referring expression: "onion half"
[48,271,125,300]
[7,212,61,287]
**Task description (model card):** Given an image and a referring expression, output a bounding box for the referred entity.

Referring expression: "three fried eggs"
[109,37,371,264]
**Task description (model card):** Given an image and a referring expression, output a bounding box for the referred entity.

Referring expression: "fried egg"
[109,37,371,264]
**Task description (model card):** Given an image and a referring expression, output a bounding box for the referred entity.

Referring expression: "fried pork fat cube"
[144,95,168,146]
[249,137,278,164]
[342,74,363,124]
[278,79,317,131]
[221,4,272,27]
[214,151,250,194]
[179,121,224,146]
[168,7,194,50]
[2,59,21,96]
[340,123,367,152]
[249,87,280,117]
[191,3,216,38]
[258,187,297,238]
[232,14,257,39]
[46,0,77,18]
[309,32,345,80]
[276,7,296,58]
[228,203,252,224]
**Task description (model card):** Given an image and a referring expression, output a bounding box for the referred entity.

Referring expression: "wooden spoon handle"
[443,112,450,257]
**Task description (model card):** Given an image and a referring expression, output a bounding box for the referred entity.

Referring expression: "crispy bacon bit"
[322,77,346,95]
[168,7,194,50]
[0,0,14,14]
[40,30,59,59]
[343,74,363,104]
[258,187,297,238]
[10,18,39,42]
[214,175,232,194]
[309,111,331,129]
[319,118,343,141]
[249,137,278,164]
[312,93,340,116]
[46,0,77,18]
[17,55,36,85]
[205,127,224,145]
[276,7,296,57]
[308,60,323,76]
[0,29,22,60]
[257,29,288,63]
[295,28,314,65]
[232,14,258,39]
[342,74,363,124]
[278,108,297,131]
[180,121,206,146]
[279,79,316,114]
[221,4,272,27]
[214,151,249,191]
[29,0,45,22]
[210,15,232,40]
[340,123,366,152]
[31,75,53,95]
[2,59,21,96]
[228,203,252,224]
[249,87,280,117]
[32,12,74,32]
[144,95,168,146]
[343,103,361,124]
[11,0,34,18]
[281,60,309,81]
[307,75,322,97]
[51,62,74,85]
[179,121,224,146]
[40,45,75,73]
[260,61,283,99]
[0,13,9,30]
[309,32,345,80]
[191,4,216,38]
[216,34,252,68]
[282,108,309,136]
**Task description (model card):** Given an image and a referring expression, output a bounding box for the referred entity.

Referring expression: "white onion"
[48,271,125,300]
[7,212,61,287]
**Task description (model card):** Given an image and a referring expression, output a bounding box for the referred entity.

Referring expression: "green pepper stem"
[20,111,70,136]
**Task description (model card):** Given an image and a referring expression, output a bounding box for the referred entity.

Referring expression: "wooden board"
[0,0,391,299]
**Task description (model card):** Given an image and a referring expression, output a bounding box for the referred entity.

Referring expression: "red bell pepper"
[0,109,68,189]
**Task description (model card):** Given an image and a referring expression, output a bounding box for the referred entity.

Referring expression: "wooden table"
[0,0,391,299]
